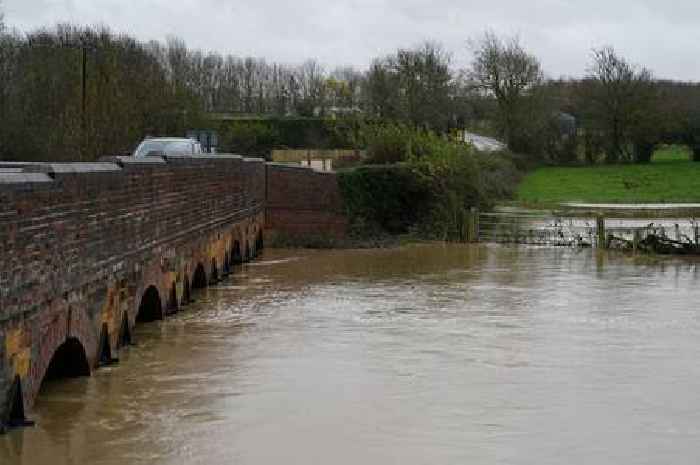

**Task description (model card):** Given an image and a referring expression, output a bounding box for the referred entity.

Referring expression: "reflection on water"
[3,244,700,464]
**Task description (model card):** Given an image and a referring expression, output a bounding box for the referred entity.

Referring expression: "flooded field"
[3,244,700,464]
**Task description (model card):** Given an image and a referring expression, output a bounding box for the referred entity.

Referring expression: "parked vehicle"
[133,138,203,158]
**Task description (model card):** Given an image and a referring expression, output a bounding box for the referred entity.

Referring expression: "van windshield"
[135,140,193,157]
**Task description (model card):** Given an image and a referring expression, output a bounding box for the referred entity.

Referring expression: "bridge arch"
[136,286,163,323]
[192,263,207,290]
[41,337,91,388]
[256,229,264,253]
[232,240,242,265]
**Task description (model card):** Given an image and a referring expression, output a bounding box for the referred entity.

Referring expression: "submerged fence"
[478,210,595,246]
[476,208,700,252]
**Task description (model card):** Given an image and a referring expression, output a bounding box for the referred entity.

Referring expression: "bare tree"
[365,42,453,131]
[296,59,326,116]
[468,31,543,146]
[330,66,364,111]
[581,47,659,163]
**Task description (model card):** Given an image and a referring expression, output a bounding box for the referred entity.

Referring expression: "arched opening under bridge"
[192,263,207,290]
[232,241,242,265]
[256,230,264,253]
[136,286,163,323]
[41,337,91,387]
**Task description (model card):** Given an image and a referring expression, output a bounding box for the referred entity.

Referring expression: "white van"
[133,138,203,158]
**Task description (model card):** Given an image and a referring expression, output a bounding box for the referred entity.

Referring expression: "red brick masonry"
[265,163,347,239]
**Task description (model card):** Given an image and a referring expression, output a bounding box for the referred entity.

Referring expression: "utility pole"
[81,46,87,162]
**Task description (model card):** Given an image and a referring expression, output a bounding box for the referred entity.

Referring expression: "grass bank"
[516,146,700,206]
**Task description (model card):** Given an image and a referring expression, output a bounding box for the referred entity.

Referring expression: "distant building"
[324,106,363,119]
[556,112,577,139]
[271,149,366,172]
[300,159,334,171]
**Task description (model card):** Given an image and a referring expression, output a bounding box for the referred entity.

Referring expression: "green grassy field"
[516,146,700,206]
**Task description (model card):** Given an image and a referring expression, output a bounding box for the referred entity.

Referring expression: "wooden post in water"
[466,208,479,243]
[633,229,641,252]
[465,210,472,243]
[596,216,607,249]
[460,209,468,243]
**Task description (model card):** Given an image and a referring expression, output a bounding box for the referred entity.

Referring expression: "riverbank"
[516,146,700,207]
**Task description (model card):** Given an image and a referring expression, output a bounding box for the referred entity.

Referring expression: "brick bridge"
[0,155,346,429]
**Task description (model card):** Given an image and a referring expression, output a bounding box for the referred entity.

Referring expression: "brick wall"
[0,155,266,419]
[265,164,348,239]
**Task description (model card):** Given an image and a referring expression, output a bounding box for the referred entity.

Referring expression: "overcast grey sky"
[3,0,700,80]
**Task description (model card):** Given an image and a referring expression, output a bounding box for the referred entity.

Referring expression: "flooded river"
[3,244,700,464]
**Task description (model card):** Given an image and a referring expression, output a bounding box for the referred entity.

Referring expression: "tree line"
[466,32,700,164]
[0,12,699,163]
[0,23,370,161]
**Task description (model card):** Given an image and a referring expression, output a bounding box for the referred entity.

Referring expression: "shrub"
[406,134,482,240]
[337,164,430,235]
[473,150,522,208]
[361,123,413,164]
[339,127,521,242]
[219,121,279,157]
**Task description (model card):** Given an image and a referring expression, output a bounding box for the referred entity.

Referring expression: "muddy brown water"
[3,244,700,464]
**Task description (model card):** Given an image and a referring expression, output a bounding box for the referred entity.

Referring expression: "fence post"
[597,216,607,249]
[466,209,473,243]
[461,209,468,243]
[467,207,479,243]
[633,229,641,252]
